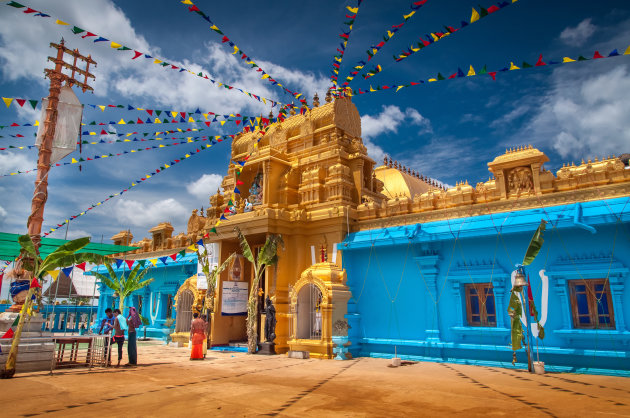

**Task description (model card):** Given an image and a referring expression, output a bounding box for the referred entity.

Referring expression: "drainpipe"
[573,202,596,234]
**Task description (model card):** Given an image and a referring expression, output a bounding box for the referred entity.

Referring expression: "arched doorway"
[175,289,194,333]
[296,284,323,340]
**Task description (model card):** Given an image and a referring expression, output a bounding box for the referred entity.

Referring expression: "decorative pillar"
[414,253,441,342]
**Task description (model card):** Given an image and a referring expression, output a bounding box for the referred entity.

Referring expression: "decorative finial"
[325,89,332,103]
[268,110,274,120]
[313,92,320,107]
[290,104,296,116]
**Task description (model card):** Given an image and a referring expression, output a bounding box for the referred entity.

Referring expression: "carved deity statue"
[248,172,264,205]
[264,296,277,342]
[508,167,534,194]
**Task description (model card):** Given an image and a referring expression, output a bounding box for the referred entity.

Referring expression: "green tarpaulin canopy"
[0,232,139,261]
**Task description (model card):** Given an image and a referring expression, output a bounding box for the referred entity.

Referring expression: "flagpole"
[1,40,96,379]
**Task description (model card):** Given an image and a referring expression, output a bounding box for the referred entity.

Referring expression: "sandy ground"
[1,342,629,417]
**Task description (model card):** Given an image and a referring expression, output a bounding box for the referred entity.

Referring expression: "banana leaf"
[522,220,547,266]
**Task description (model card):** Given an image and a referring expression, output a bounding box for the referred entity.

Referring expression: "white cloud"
[523,64,630,160]
[113,198,188,227]
[186,173,223,199]
[0,151,36,175]
[490,105,530,129]
[560,19,597,47]
[361,105,432,161]
[0,205,7,223]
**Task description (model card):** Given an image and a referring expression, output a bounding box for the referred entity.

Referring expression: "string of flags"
[0,97,280,124]
[330,1,363,87]
[42,141,217,237]
[179,0,306,104]
[0,135,223,177]
[3,1,285,108]
[2,128,204,142]
[332,46,630,97]
[392,0,518,65]
[0,112,277,131]
[340,0,429,87]
[1,132,202,151]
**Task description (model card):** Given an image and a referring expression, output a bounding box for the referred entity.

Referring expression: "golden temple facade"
[111,94,630,358]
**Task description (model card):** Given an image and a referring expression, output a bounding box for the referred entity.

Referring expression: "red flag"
[203,233,209,239]
[16,99,26,107]
[132,51,143,59]
[76,262,87,271]
[535,54,546,66]
[593,51,604,59]
[527,275,535,316]
[488,72,497,81]
[30,277,42,289]
[169,254,177,261]
[1,328,14,339]
[125,260,134,270]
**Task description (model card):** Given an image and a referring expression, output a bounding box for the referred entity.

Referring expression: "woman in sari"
[126,307,142,366]
[190,312,206,360]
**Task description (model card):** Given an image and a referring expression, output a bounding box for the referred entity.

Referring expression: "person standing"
[126,307,141,366]
[112,308,127,367]
[98,308,115,363]
[189,312,206,360]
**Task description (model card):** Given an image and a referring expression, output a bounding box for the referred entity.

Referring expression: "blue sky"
[0,0,629,243]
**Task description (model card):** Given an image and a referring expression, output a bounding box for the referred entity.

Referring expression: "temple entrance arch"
[172,275,205,346]
[296,284,323,339]
[288,263,351,358]
[175,290,194,333]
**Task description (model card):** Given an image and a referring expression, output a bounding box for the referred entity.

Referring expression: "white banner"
[197,243,219,290]
[221,281,248,316]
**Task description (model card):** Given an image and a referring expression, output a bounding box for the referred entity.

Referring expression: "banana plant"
[233,226,284,354]
[508,220,547,365]
[93,263,154,312]
[1,235,106,379]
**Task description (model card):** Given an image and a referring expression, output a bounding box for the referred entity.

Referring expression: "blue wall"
[342,197,630,375]
[91,253,197,339]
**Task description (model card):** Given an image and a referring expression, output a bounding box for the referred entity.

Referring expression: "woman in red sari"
[190,312,206,360]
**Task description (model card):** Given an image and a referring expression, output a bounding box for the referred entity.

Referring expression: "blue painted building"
[91,252,198,339]
[342,196,630,375]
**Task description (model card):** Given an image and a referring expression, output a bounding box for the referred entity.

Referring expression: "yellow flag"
[261,74,270,79]
[164,164,170,168]
[118,118,126,124]
[509,62,520,70]
[98,105,105,112]
[232,46,239,54]
[347,6,358,13]
[2,97,13,108]
[396,85,405,92]
[187,244,197,251]
[155,118,162,123]
[89,131,96,135]
[210,25,220,31]
[55,19,68,25]
[188,117,195,123]
[471,8,480,23]
[71,158,78,163]
[467,65,476,76]
[563,57,576,63]
[431,33,439,42]
[369,85,376,92]
[220,120,226,126]
[411,46,420,52]
[34,120,39,126]
[48,270,60,281]
[403,11,415,20]
[181,0,193,4]
[171,111,178,118]
[153,59,162,64]
[110,42,122,49]
[149,259,158,266]
[624,45,630,55]
[428,78,437,82]
[387,31,394,38]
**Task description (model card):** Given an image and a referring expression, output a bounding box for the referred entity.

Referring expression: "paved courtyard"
[2,342,629,417]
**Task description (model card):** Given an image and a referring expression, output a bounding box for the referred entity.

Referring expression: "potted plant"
[163,317,175,344]
[139,314,150,341]
[332,319,351,360]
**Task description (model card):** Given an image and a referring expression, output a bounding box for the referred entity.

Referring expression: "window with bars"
[465,283,497,327]
[569,279,615,329]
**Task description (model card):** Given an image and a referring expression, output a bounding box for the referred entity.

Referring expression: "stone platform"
[0,312,54,373]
